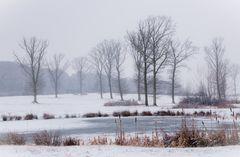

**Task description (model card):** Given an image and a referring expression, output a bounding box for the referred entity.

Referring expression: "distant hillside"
[0,61,178,96]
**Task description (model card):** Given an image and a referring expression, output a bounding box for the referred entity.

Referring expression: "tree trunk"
[153,61,157,106]
[144,55,148,106]
[80,78,82,94]
[108,75,113,99]
[99,73,103,99]
[171,64,176,104]
[55,80,58,98]
[216,64,221,100]
[234,78,237,103]
[79,72,83,95]
[117,68,124,101]
[137,69,141,101]
[33,83,38,103]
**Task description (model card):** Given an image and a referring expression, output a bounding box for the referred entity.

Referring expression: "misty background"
[0,0,240,96]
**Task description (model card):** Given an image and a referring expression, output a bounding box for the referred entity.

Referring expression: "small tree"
[148,16,174,106]
[72,57,89,95]
[90,46,105,99]
[127,20,152,106]
[47,53,69,98]
[101,40,117,99]
[130,48,143,101]
[114,42,126,101]
[205,37,228,100]
[230,64,240,102]
[14,37,48,103]
[169,39,196,104]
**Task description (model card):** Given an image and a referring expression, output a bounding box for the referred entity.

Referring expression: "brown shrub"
[131,111,139,116]
[24,114,38,120]
[83,112,109,118]
[33,131,61,146]
[5,133,26,145]
[63,137,82,146]
[120,111,131,117]
[113,112,121,117]
[43,113,55,119]
[141,111,152,116]
[162,118,239,147]
[14,116,22,121]
[89,136,110,145]
[2,115,7,121]
[154,110,176,116]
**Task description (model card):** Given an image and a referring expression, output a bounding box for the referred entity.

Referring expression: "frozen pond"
[0,116,236,139]
[57,116,235,136]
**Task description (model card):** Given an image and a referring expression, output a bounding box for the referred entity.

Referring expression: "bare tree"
[90,46,104,99]
[127,19,152,106]
[72,57,89,95]
[148,16,174,106]
[230,64,240,102]
[205,38,228,100]
[47,53,69,98]
[206,66,216,100]
[169,39,196,104]
[101,40,117,99]
[130,47,143,101]
[14,37,48,103]
[114,42,126,101]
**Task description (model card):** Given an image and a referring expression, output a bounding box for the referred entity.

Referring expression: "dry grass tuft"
[2,133,26,145]
[33,131,61,146]
[63,137,83,146]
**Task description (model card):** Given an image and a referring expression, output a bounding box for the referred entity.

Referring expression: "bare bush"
[2,115,7,121]
[82,112,109,118]
[33,131,61,146]
[4,133,26,145]
[63,137,82,146]
[141,111,153,116]
[89,136,110,145]
[43,113,55,119]
[163,118,239,147]
[177,96,236,108]
[24,114,38,120]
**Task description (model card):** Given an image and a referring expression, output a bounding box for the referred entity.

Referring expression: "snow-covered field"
[0,93,180,117]
[0,145,240,157]
[0,93,239,119]
[0,93,240,157]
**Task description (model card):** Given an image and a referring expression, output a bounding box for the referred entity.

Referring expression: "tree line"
[13,16,239,106]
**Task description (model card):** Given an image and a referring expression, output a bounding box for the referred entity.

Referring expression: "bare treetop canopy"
[14,37,48,103]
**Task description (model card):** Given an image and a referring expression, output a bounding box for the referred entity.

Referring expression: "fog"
[0,0,240,88]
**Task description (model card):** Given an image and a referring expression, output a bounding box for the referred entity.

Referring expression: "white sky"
[0,0,240,88]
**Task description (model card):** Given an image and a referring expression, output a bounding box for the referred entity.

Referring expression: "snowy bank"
[0,145,240,157]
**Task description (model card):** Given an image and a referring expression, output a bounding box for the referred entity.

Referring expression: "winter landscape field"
[1,0,240,156]
[0,94,240,157]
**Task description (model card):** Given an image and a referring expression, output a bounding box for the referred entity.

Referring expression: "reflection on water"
[51,116,236,136]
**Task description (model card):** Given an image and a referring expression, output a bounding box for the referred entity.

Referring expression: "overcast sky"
[0,0,240,88]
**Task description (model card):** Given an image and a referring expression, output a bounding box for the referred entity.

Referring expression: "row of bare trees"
[13,16,237,106]
[90,40,126,100]
[14,37,127,103]
[197,38,240,104]
[14,37,90,103]
[13,16,196,104]
[127,16,196,106]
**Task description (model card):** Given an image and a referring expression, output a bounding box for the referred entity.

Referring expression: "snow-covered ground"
[0,93,180,117]
[0,145,240,157]
[0,93,239,119]
[0,94,240,157]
